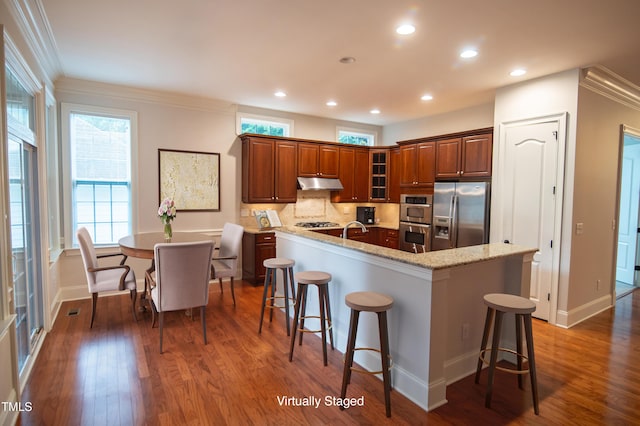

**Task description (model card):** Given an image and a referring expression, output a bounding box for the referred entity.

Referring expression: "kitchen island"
[275,226,536,412]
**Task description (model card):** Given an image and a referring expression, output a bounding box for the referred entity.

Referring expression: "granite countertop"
[275,226,537,270]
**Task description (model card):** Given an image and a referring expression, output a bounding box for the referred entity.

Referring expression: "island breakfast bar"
[274,227,537,412]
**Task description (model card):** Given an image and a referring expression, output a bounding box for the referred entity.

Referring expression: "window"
[337,127,376,146]
[237,112,293,137]
[61,104,137,247]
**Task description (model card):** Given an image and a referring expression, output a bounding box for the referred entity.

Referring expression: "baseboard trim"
[555,295,612,328]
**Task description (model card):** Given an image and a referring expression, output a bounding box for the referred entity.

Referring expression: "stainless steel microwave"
[399,194,433,224]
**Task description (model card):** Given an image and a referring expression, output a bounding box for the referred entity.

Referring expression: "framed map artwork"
[158,149,221,211]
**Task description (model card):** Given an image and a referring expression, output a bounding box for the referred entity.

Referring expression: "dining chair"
[149,240,214,353]
[76,227,138,328]
[211,222,244,306]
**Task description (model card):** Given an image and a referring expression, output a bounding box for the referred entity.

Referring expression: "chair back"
[154,241,214,312]
[77,227,99,291]
[217,223,244,272]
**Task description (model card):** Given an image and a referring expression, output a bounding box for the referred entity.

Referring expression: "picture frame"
[158,148,221,211]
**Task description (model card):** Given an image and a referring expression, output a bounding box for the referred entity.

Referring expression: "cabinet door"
[435,138,461,178]
[319,145,339,178]
[274,141,298,202]
[461,133,493,177]
[399,144,417,186]
[416,142,436,186]
[353,148,370,201]
[332,147,355,202]
[388,148,401,202]
[297,143,319,177]
[244,138,275,203]
[369,149,387,202]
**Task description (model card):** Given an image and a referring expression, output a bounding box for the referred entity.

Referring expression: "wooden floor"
[20,282,640,425]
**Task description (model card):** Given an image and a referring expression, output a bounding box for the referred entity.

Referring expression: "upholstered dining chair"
[211,223,244,306]
[76,227,138,328]
[149,240,214,353]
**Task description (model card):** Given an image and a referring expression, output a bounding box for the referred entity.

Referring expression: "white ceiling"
[40,0,640,126]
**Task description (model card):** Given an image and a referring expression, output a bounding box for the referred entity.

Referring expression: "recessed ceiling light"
[326,100,337,107]
[274,91,287,97]
[460,49,478,59]
[421,94,433,101]
[339,56,356,64]
[510,68,526,77]
[370,109,381,114]
[396,24,415,35]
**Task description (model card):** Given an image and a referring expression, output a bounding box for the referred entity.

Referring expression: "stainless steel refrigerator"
[431,182,490,251]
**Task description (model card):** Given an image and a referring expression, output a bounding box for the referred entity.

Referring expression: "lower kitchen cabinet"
[242,231,276,285]
[378,228,399,249]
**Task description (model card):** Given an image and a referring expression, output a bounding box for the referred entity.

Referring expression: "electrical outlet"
[462,323,470,340]
[575,222,584,235]
[596,279,601,291]
[240,209,249,217]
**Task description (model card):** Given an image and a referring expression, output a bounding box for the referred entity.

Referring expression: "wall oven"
[399,194,432,253]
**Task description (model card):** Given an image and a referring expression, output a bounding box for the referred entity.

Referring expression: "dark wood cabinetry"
[399,142,436,190]
[331,147,369,202]
[369,149,388,202]
[388,147,401,203]
[242,136,297,203]
[242,232,276,285]
[435,132,493,179]
[378,228,399,249]
[297,143,339,178]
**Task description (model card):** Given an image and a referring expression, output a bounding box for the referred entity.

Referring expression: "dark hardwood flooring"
[19,282,640,425]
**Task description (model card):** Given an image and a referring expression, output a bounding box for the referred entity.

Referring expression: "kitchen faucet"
[342,221,368,239]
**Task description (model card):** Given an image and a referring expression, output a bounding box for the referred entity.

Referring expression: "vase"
[163,219,173,240]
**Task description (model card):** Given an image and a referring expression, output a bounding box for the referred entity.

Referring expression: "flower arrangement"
[158,198,176,239]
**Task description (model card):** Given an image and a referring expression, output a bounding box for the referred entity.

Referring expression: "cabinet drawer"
[256,233,276,244]
[385,229,398,238]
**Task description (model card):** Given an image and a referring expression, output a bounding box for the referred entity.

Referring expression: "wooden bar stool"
[475,293,539,415]
[340,291,394,418]
[289,271,333,366]
[258,258,296,336]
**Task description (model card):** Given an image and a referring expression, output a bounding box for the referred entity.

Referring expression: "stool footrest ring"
[345,347,393,375]
[479,347,530,375]
[297,315,333,335]
[265,295,296,310]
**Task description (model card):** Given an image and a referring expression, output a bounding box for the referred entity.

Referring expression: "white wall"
[493,69,580,324]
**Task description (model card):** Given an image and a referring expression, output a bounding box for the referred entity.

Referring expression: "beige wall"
[381,102,494,145]
[571,87,640,311]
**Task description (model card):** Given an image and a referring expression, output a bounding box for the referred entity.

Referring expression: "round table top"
[118,232,215,259]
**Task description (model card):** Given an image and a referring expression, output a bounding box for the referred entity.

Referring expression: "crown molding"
[5,0,62,84]
[580,65,640,112]
[54,77,238,114]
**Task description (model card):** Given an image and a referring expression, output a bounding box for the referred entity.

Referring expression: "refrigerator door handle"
[451,194,458,248]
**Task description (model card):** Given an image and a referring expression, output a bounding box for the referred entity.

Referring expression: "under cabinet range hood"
[297,177,344,191]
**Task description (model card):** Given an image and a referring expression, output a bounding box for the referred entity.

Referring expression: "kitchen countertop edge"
[273,226,537,270]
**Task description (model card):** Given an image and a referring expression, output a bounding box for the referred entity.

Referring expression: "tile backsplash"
[240,190,399,228]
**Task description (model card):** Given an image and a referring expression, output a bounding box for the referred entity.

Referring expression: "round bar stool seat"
[475,293,539,415]
[289,271,334,366]
[340,291,394,418]
[258,258,296,336]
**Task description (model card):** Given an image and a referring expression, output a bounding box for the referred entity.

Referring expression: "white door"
[616,139,640,285]
[500,118,563,320]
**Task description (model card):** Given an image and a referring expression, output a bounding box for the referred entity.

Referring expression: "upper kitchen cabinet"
[369,149,388,202]
[331,146,369,202]
[399,141,436,190]
[242,135,297,203]
[387,147,401,203]
[435,132,493,179]
[297,143,339,178]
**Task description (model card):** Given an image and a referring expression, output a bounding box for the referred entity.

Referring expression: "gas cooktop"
[295,221,340,228]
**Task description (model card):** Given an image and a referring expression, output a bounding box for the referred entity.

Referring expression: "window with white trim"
[61,103,137,247]
[237,112,293,137]
[337,127,376,146]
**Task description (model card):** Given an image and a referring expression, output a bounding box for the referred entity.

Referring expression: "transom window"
[337,127,376,146]
[237,113,293,137]
[62,104,137,246]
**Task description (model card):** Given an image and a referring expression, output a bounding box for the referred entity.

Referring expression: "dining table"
[118,231,216,309]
